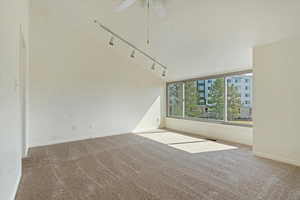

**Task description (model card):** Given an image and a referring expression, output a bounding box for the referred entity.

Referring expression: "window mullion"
[182,82,185,118]
[224,77,228,122]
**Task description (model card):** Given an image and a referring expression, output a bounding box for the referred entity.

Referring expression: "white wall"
[253,36,300,167]
[29,1,165,147]
[165,118,253,146]
[0,0,29,199]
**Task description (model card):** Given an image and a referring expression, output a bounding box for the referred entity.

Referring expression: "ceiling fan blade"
[115,0,137,12]
[153,0,167,17]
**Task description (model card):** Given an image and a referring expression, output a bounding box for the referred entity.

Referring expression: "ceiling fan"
[115,0,167,18]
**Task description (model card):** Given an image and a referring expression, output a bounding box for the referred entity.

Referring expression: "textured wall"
[0,0,29,199]
[29,0,165,147]
[165,118,253,145]
[254,36,300,166]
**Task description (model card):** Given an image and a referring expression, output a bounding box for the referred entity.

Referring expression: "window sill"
[166,116,253,128]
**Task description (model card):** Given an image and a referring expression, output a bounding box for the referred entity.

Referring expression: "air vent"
[205,138,217,142]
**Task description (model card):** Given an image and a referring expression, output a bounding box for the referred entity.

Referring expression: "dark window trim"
[167,69,252,84]
[166,69,253,128]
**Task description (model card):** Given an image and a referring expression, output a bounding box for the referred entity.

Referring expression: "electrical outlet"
[14,79,19,92]
[89,124,94,130]
[71,125,76,131]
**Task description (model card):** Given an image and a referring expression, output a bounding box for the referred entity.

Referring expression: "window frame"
[166,69,253,128]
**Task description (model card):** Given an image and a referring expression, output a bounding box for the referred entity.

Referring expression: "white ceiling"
[34,0,300,81]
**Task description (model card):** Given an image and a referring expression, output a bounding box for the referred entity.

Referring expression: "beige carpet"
[16,130,300,200]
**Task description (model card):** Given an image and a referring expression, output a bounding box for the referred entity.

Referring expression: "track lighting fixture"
[151,63,156,70]
[130,50,135,58]
[95,20,168,78]
[109,37,114,46]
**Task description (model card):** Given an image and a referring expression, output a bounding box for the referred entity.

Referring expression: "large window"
[167,71,253,126]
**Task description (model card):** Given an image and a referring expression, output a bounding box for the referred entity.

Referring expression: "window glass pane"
[167,83,183,117]
[184,80,200,118]
[185,78,224,120]
[227,73,253,125]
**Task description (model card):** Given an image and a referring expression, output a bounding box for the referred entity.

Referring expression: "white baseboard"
[22,146,29,158]
[29,131,130,148]
[254,151,300,167]
[132,128,165,133]
[12,169,22,200]
[25,147,28,157]
[30,127,163,148]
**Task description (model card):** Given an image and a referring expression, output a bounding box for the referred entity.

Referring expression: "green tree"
[208,78,224,120]
[227,84,241,121]
[168,83,183,116]
[185,81,202,117]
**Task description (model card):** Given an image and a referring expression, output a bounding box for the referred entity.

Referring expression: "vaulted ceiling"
[32,0,300,81]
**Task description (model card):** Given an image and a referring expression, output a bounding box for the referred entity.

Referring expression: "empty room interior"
[1,0,300,199]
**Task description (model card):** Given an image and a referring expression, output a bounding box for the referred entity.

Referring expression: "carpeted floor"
[16,130,300,200]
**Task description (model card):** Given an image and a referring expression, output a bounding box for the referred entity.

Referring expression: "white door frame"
[19,25,28,157]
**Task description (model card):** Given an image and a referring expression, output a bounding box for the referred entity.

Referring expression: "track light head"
[109,37,114,46]
[151,63,156,70]
[130,50,135,58]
